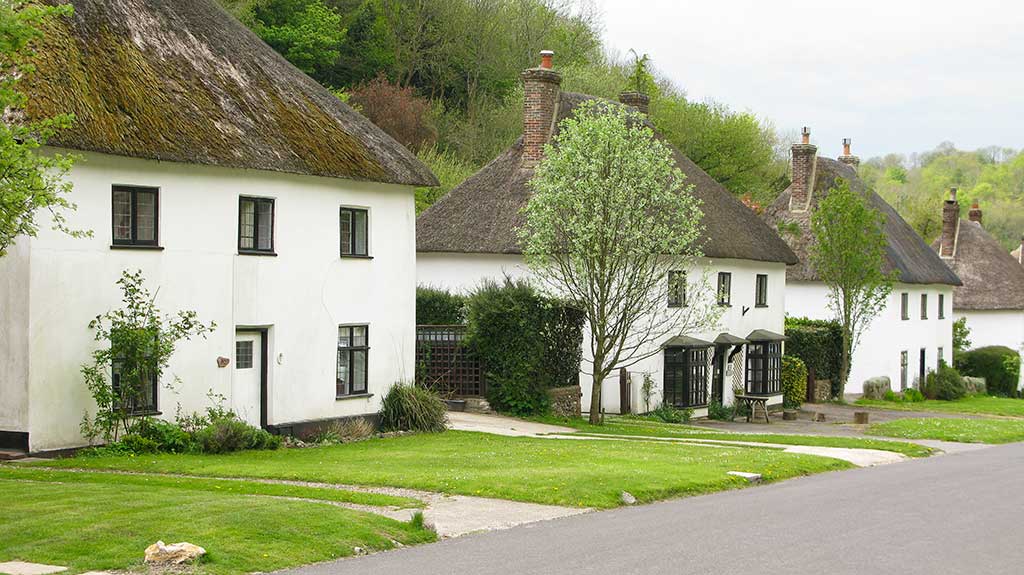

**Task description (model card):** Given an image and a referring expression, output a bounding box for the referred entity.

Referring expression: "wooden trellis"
[415,325,485,398]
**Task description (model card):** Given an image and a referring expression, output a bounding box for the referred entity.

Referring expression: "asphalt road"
[278,442,1024,575]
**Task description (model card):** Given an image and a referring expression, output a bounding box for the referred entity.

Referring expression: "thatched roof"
[26,0,436,187]
[416,91,798,265]
[931,220,1024,310]
[763,158,961,286]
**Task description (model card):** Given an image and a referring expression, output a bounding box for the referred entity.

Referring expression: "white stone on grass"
[727,471,763,483]
[0,562,68,575]
[144,541,206,565]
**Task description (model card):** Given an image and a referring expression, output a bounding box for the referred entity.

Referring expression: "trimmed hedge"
[785,316,843,396]
[464,278,585,416]
[955,346,1021,397]
[781,355,808,408]
[416,286,466,325]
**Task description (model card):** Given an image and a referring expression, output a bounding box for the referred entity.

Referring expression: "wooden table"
[734,394,771,424]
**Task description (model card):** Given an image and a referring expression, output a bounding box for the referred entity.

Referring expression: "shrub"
[650,402,692,424]
[131,417,192,453]
[784,317,843,396]
[196,418,281,454]
[921,362,967,401]
[464,278,584,416]
[349,74,436,152]
[707,399,733,421]
[378,383,448,433]
[307,418,375,444]
[781,356,808,408]
[118,434,160,454]
[903,388,925,402]
[955,346,1020,397]
[416,286,466,325]
[882,389,899,402]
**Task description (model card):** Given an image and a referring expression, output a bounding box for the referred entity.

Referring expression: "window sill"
[718,304,732,308]
[128,410,162,417]
[111,244,164,251]
[340,254,374,260]
[336,393,374,401]
[238,250,278,257]
[755,304,769,308]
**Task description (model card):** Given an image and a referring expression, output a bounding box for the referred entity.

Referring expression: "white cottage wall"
[19,151,416,452]
[0,239,31,436]
[785,281,955,395]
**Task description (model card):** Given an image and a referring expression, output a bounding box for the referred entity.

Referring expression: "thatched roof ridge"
[931,220,1024,310]
[27,0,437,187]
[763,158,961,286]
[416,91,798,265]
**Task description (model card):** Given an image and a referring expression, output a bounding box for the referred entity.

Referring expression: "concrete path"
[274,441,1024,575]
[447,412,575,436]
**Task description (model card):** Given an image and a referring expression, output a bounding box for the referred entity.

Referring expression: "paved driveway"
[276,441,1024,575]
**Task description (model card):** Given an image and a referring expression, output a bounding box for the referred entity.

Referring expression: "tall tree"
[809,180,894,397]
[251,0,346,78]
[0,1,86,257]
[520,101,721,423]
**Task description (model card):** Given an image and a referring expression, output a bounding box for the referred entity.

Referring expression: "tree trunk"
[588,370,604,424]
[839,327,852,400]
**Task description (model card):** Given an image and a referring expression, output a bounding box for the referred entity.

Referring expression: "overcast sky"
[595,0,1024,160]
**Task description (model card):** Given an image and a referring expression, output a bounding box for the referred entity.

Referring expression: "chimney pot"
[521,50,562,168]
[939,188,961,257]
[842,138,852,155]
[969,202,983,224]
[838,137,860,169]
[801,127,811,144]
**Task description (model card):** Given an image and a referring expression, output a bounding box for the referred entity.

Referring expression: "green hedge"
[464,278,584,416]
[781,356,808,408]
[785,316,843,397]
[416,286,466,325]
[955,346,1021,397]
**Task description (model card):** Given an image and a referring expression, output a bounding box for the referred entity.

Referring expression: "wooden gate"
[415,325,485,397]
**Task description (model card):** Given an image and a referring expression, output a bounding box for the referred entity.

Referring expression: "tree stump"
[813,412,827,422]
[853,411,870,425]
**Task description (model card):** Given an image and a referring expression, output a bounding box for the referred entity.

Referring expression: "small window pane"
[240,199,255,250]
[136,191,156,241]
[236,341,254,369]
[256,200,273,250]
[340,210,352,255]
[352,349,367,393]
[337,346,350,396]
[113,190,132,240]
[352,325,367,347]
[354,210,368,255]
[338,327,352,348]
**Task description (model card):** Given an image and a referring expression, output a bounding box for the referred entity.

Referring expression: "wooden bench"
[734,394,771,424]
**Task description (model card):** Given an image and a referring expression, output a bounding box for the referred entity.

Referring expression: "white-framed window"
[340,207,369,257]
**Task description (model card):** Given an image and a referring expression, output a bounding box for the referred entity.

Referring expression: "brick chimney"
[968,201,983,225]
[618,91,650,115]
[939,187,960,258]
[838,138,860,169]
[789,127,817,212]
[521,50,562,168]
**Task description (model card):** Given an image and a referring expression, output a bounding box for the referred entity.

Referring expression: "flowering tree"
[809,180,894,396]
[520,101,720,423]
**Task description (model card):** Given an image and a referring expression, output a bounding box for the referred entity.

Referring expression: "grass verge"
[855,395,1024,418]
[0,466,423,508]
[0,474,434,575]
[25,431,851,509]
[535,415,934,457]
[865,418,1024,444]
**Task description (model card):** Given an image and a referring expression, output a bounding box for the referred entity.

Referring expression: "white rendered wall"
[0,238,31,434]
[17,151,416,451]
[417,252,787,413]
[785,281,955,394]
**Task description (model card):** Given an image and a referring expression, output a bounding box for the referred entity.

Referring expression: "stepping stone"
[0,562,68,575]
[727,471,762,483]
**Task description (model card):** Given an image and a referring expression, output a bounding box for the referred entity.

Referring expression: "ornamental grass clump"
[378,383,448,433]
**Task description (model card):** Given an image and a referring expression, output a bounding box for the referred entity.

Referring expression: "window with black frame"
[755,274,768,307]
[340,207,369,257]
[112,185,159,247]
[239,196,275,253]
[337,325,369,397]
[111,358,159,414]
[745,342,781,395]
[667,270,686,308]
[717,272,732,306]
[663,346,709,407]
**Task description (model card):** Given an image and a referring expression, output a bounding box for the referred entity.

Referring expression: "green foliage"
[117,434,160,455]
[784,316,844,388]
[903,388,925,402]
[414,145,478,214]
[809,180,895,396]
[921,362,967,401]
[80,270,216,443]
[649,402,692,424]
[520,100,720,422]
[640,373,655,413]
[707,399,734,421]
[415,286,466,325]
[463,278,584,416]
[378,383,448,433]
[0,1,89,257]
[952,317,971,353]
[955,346,1021,397]
[196,418,281,454]
[131,417,193,453]
[251,0,345,77]
[625,50,657,95]
[780,356,807,409]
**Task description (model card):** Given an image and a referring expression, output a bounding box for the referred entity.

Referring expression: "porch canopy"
[745,329,787,342]
[714,333,749,346]
[661,335,714,349]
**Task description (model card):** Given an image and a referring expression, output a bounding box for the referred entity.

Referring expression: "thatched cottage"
[417,52,799,416]
[933,192,1024,385]
[0,0,436,453]
[763,135,961,394]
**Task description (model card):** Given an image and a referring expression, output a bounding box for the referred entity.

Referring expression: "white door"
[233,331,263,427]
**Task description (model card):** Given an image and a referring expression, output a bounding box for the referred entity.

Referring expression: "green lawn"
[866,418,1024,444]
[535,415,934,457]
[26,431,851,509]
[0,472,434,575]
[856,395,1024,418]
